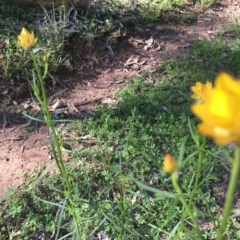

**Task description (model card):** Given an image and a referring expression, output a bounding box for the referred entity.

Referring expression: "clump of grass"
[0,2,71,95]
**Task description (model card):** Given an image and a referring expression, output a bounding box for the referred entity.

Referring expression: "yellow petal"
[191,81,213,102]
[163,154,178,174]
[216,72,240,97]
[191,72,240,145]
[209,90,232,121]
[18,27,37,49]
[191,104,211,123]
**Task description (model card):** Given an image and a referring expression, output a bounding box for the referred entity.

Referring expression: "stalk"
[216,146,240,240]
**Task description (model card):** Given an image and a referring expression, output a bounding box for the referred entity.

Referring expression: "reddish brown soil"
[0,0,240,198]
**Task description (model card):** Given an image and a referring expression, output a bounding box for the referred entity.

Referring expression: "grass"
[1,1,240,239]
[0,0,216,84]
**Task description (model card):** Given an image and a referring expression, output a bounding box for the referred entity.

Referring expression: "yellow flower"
[163,154,178,174]
[18,27,37,49]
[191,81,212,102]
[191,72,240,145]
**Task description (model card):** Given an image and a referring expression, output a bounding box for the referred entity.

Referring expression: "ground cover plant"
[0,0,240,239]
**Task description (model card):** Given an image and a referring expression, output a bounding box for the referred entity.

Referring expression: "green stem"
[30,51,82,237]
[171,173,202,239]
[190,139,205,207]
[216,146,240,240]
[30,52,64,172]
[119,177,126,240]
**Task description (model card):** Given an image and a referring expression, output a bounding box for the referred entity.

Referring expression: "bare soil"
[0,0,240,198]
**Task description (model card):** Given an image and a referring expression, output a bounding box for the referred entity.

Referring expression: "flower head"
[18,27,37,49]
[191,72,240,145]
[163,154,178,174]
[191,81,212,102]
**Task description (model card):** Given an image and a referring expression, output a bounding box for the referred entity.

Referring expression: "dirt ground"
[0,0,240,198]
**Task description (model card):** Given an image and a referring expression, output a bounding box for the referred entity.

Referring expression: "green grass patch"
[1,1,240,239]
[1,69,234,238]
